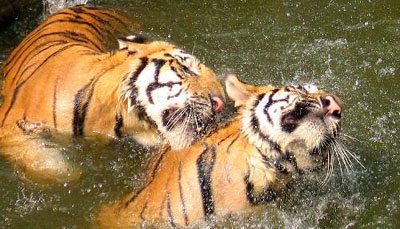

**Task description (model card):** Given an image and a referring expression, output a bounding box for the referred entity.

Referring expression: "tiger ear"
[225,74,254,107]
[118,35,147,49]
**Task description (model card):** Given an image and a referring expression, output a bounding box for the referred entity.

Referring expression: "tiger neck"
[238,110,283,160]
[87,50,160,144]
[235,114,294,197]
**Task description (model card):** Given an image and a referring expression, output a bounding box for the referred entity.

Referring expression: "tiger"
[0,6,225,183]
[97,74,350,227]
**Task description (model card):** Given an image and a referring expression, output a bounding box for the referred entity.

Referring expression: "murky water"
[0,0,399,228]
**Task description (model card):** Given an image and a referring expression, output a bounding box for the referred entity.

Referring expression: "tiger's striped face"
[226,75,342,172]
[120,38,225,150]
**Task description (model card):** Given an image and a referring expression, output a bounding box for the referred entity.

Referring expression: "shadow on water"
[0,0,399,228]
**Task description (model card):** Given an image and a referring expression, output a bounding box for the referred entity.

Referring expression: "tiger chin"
[0,6,225,183]
[97,74,348,227]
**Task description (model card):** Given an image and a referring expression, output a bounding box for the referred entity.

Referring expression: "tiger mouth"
[161,101,214,136]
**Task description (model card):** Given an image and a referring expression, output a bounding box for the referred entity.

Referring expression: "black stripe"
[122,186,147,209]
[125,57,148,107]
[216,133,234,146]
[72,83,93,135]
[11,41,68,85]
[54,31,103,51]
[5,39,64,78]
[148,148,167,182]
[127,51,136,55]
[257,147,289,174]
[250,113,282,153]
[58,18,104,41]
[244,173,277,205]
[196,143,216,217]
[70,7,112,27]
[1,44,83,127]
[5,9,88,68]
[9,62,36,85]
[284,151,303,174]
[249,91,283,154]
[178,162,189,226]
[167,88,183,100]
[167,192,176,227]
[226,134,240,153]
[72,64,121,135]
[170,66,184,79]
[97,10,128,27]
[8,30,102,75]
[114,114,123,138]
[263,89,281,124]
[147,80,182,104]
[75,6,130,28]
[145,59,166,104]
[6,12,112,68]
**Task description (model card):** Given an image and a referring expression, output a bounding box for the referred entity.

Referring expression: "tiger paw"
[16,145,82,184]
[16,120,51,135]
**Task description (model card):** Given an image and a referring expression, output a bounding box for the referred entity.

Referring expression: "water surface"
[0,0,399,228]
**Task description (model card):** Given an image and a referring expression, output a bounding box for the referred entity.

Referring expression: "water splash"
[43,0,90,15]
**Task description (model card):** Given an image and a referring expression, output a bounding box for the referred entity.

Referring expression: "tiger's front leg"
[0,120,81,184]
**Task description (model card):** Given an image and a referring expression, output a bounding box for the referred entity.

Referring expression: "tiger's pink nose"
[321,95,342,119]
[211,96,225,112]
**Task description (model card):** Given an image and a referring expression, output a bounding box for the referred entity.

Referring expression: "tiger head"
[118,36,225,150]
[226,74,342,174]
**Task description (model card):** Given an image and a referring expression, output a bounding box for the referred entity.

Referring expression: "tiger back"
[97,74,353,227]
[0,6,225,183]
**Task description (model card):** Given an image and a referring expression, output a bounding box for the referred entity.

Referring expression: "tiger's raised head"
[118,36,225,150]
[226,74,342,173]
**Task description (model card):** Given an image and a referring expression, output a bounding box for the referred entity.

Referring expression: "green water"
[0,0,399,228]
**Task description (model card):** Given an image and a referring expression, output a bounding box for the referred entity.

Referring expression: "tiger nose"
[211,96,225,112]
[320,95,342,119]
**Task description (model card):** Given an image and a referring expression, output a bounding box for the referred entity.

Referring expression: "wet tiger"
[0,6,225,183]
[97,74,354,227]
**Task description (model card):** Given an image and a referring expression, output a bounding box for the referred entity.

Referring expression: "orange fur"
[97,75,345,227]
[0,6,224,183]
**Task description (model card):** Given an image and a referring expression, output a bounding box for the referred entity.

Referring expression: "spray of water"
[43,0,90,16]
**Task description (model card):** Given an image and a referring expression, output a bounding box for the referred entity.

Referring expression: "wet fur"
[0,6,224,183]
[97,75,344,227]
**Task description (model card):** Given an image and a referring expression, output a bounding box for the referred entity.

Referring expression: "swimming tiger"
[0,6,225,183]
[97,74,349,227]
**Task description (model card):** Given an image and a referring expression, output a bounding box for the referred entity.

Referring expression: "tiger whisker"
[323,133,364,185]
[336,141,354,171]
[334,141,345,176]
[182,106,193,135]
[191,104,200,132]
[165,107,185,128]
[189,100,211,107]
[337,139,364,169]
[323,149,334,185]
[336,134,364,168]
[340,133,362,143]
[166,107,188,130]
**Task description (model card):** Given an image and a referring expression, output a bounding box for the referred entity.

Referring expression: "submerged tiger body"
[98,74,348,227]
[0,6,225,183]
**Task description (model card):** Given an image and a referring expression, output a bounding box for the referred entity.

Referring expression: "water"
[0,0,399,228]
